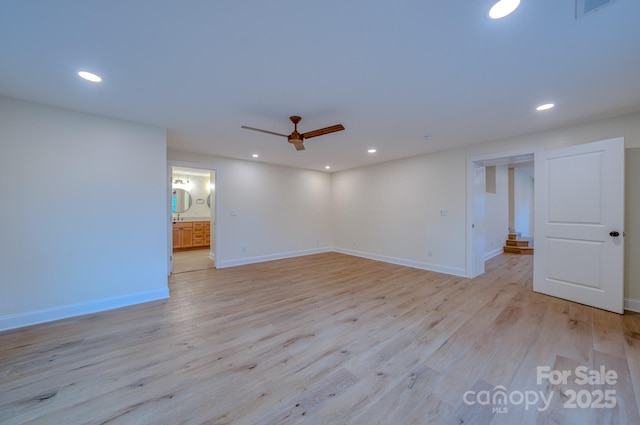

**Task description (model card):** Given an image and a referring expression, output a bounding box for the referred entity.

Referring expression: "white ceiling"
[1,0,639,172]
[172,166,212,178]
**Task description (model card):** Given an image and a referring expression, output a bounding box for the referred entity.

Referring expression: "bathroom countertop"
[172,217,211,222]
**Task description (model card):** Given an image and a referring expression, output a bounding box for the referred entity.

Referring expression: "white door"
[534,137,625,313]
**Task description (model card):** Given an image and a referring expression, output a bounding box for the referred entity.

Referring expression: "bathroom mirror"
[172,188,192,213]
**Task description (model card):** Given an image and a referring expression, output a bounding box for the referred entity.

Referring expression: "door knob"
[609,231,620,237]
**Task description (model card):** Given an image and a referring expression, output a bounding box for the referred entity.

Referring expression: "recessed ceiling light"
[325,165,331,170]
[252,154,259,158]
[78,71,102,83]
[536,103,555,111]
[368,149,377,153]
[489,0,520,19]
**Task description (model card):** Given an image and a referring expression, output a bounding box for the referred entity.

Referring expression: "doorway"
[168,164,217,274]
[466,148,540,278]
[467,139,625,313]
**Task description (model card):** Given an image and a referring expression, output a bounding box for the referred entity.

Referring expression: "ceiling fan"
[241,116,345,151]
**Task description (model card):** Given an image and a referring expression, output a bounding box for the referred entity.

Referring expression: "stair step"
[503,245,534,255]
[506,238,533,247]
[507,232,522,240]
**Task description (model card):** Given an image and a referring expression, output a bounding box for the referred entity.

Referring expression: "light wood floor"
[1,253,639,424]
[172,248,215,274]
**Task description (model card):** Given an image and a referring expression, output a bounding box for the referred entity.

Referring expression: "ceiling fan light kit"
[242,115,345,151]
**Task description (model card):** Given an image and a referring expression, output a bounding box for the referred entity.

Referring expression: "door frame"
[167,160,219,275]
[466,147,541,278]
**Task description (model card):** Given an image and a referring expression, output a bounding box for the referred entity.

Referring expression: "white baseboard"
[625,297,640,313]
[216,247,333,269]
[209,251,215,261]
[216,246,466,278]
[484,248,503,261]
[333,247,467,277]
[0,288,170,332]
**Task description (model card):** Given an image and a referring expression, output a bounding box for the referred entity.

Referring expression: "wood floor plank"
[592,349,640,424]
[479,288,549,387]
[172,248,214,274]
[621,312,640,417]
[534,355,595,425]
[1,252,638,424]
[592,307,628,359]
[445,379,497,425]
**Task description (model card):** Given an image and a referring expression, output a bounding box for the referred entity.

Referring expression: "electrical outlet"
[428,250,433,257]
[241,246,246,253]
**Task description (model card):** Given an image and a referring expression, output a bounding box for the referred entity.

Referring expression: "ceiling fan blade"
[302,124,345,139]
[294,142,305,151]
[241,126,288,138]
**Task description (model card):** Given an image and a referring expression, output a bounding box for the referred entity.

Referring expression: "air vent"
[576,0,616,18]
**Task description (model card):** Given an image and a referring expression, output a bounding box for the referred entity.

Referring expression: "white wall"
[513,168,534,237]
[0,97,168,331]
[167,151,333,268]
[332,111,640,304]
[332,148,468,276]
[626,148,640,308]
[485,165,509,258]
[171,172,211,220]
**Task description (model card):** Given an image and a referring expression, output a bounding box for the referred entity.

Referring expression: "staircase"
[503,232,534,254]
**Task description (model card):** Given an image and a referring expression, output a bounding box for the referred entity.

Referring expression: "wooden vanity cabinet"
[204,221,211,244]
[172,222,194,249]
[172,221,210,250]
[192,222,205,247]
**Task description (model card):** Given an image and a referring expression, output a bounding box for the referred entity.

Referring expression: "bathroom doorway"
[169,164,217,274]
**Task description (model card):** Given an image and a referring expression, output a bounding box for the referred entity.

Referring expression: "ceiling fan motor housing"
[288,132,302,142]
